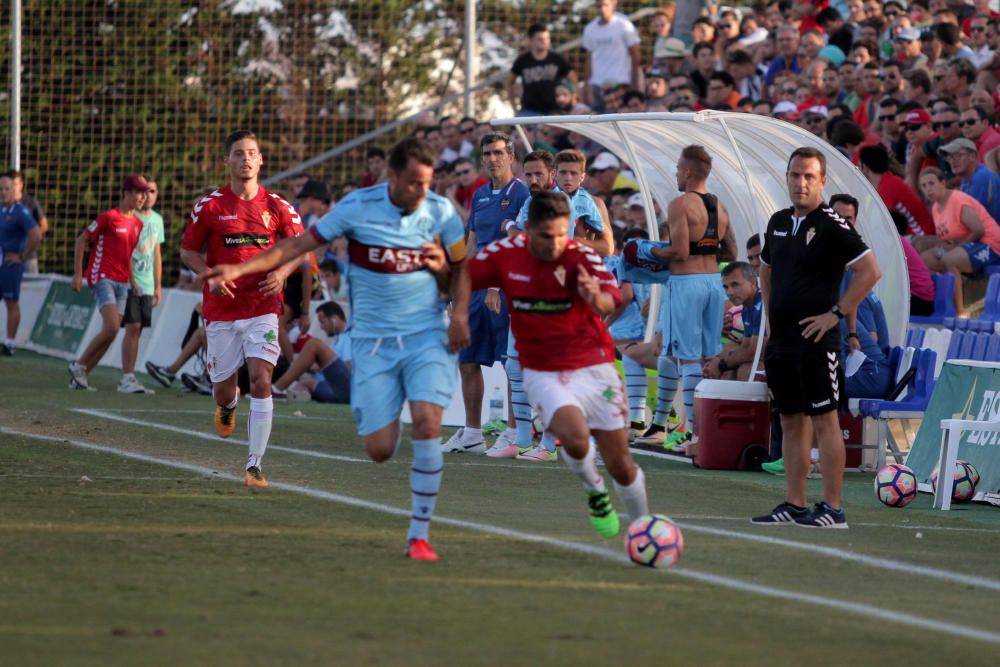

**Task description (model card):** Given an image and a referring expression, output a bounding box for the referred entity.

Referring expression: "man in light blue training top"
[203,137,471,561]
[443,131,529,456]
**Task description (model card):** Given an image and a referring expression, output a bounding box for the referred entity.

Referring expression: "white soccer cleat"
[117,376,153,394]
[440,428,487,454]
[485,443,523,458]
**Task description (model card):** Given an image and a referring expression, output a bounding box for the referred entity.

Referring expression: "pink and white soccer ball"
[625,514,683,568]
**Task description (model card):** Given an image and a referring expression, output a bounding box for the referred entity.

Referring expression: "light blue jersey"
[514,186,604,235]
[605,254,649,340]
[311,182,466,339]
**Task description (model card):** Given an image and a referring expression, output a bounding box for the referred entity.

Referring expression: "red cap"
[902,109,931,125]
[121,173,152,192]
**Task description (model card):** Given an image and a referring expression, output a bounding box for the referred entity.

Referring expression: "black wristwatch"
[831,304,845,320]
[847,332,859,339]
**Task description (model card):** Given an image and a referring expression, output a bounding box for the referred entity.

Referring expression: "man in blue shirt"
[443,132,530,456]
[0,172,42,356]
[940,137,1000,223]
[203,137,471,562]
[703,262,764,381]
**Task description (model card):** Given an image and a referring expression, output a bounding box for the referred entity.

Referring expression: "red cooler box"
[693,380,771,470]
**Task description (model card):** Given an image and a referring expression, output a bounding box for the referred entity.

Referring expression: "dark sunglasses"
[905,123,924,132]
[878,114,897,122]
[780,88,797,94]
[668,85,687,92]
[970,26,986,33]
[460,126,476,134]
[719,23,733,29]
[959,119,979,127]
[932,121,955,130]
[805,117,824,124]
[455,169,473,176]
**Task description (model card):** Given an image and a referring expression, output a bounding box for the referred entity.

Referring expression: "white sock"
[4,338,14,347]
[612,466,649,521]
[122,372,135,381]
[247,396,274,463]
[561,445,606,494]
[810,447,820,464]
[462,427,482,442]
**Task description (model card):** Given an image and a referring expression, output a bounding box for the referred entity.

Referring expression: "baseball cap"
[645,66,668,81]
[803,105,829,118]
[895,27,920,42]
[654,37,689,59]
[626,192,646,209]
[938,137,977,155]
[817,45,846,68]
[297,178,332,203]
[902,109,932,125]
[591,152,621,172]
[556,79,576,94]
[773,100,798,115]
[121,173,152,192]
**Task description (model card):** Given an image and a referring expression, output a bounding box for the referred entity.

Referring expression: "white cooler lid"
[694,379,770,402]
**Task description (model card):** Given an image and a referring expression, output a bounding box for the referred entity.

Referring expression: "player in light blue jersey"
[203,138,471,561]
[445,132,529,456]
[606,228,654,439]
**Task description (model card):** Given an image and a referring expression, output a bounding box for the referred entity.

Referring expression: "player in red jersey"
[180,129,304,488]
[68,174,150,390]
[462,191,650,538]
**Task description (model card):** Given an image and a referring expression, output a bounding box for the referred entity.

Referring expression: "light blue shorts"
[350,328,458,436]
[660,273,725,361]
[93,278,129,314]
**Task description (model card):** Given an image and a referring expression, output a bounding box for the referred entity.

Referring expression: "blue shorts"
[350,328,458,436]
[962,242,1000,273]
[660,273,725,360]
[93,278,129,314]
[313,358,351,404]
[0,263,26,301]
[458,289,509,366]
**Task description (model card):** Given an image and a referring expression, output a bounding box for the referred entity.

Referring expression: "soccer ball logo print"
[625,514,683,568]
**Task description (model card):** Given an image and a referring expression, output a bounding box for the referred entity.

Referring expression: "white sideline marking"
[6,426,1000,646]
[678,524,1000,593]
[100,408,350,422]
[71,408,370,465]
[76,408,1000,585]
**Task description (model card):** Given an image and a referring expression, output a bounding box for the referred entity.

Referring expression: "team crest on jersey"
[500,198,511,210]
[553,265,566,286]
[806,227,816,245]
[261,211,272,229]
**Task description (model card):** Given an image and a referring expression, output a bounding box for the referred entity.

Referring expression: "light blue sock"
[654,356,679,424]
[506,355,532,447]
[680,364,703,432]
[622,355,648,422]
[540,431,558,453]
[408,438,443,541]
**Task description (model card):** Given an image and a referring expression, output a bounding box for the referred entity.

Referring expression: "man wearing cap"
[506,23,575,117]
[586,152,639,199]
[653,37,691,76]
[894,27,929,71]
[68,174,149,390]
[0,171,41,356]
[942,136,1000,223]
[581,0,642,112]
[645,67,670,108]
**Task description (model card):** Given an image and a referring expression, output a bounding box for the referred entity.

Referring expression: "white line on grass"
[75,408,1000,585]
[6,425,1000,646]
[95,408,351,422]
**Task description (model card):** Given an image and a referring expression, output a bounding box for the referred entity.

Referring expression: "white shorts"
[206,313,281,384]
[522,363,628,432]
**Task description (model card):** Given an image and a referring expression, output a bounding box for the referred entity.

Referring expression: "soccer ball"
[874,463,918,507]
[930,460,978,503]
[625,514,683,568]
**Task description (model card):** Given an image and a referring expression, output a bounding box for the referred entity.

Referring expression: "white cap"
[591,152,621,171]
[773,100,797,115]
[626,192,646,208]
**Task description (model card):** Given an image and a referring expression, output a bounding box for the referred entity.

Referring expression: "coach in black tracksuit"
[752,147,882,530]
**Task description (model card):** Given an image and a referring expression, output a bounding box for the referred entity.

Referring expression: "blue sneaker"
[795,501,848,529]
[750,501,810,526]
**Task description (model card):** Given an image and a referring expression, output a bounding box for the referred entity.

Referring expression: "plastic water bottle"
[488,386,504,422]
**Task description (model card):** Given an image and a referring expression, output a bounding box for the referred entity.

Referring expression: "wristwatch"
[831,304,845,319]
[847,332,859,339]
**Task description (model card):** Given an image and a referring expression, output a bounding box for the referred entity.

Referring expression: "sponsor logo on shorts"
[264,329,277,344]
[811,399,831,408]
[222,233,271,248]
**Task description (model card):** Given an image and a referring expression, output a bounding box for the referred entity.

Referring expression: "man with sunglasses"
[875,97,908,164]
[859,144,935,240]
[967,14,995,68]
[894,27,928,72]
[448,157,488,221]
[942,137,1000,224]
[960,107,1000,163]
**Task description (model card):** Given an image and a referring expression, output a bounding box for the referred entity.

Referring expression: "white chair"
[934,417,1000,510]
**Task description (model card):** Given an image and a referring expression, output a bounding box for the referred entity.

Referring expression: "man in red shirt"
[858,145,936,244]
[960,106,1000,163]
[463,191,649,538]
[446,157,488,222]
[69,173,149,390]
[180,129,304,488]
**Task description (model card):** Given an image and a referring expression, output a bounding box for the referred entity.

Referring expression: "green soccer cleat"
[663,428,691,450]
[481,417,508,437]
[762,458,785,475]
[587,490,620,538]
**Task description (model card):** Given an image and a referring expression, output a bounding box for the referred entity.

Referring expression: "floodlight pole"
[464,0,477,118]
[10,0,22,170]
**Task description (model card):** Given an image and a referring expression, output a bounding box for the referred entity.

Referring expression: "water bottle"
[488,385,504,422]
